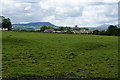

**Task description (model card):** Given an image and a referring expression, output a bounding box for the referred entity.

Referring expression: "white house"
[0,28,8,31]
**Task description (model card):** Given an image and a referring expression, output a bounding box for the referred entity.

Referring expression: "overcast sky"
[0,0,119,27]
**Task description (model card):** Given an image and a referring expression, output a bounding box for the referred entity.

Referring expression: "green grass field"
[2,31,118,78]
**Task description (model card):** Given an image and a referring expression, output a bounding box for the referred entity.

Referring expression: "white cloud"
[1,0,118,27]
[103,0,119,3]
[24,6,32,10]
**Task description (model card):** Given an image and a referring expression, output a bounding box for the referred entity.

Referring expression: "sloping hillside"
[12,22,59,29]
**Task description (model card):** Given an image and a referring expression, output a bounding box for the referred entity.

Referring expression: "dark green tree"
[47,26,54,29]
[106,25,118,35]
[40,25,47,31]
[2,17,12,30]
[65,27,71,31]
[116,28,120,36]
[99,30,107,35]
[58,27,64,31]
[54,27,59,31]
[93,30,100,35]
[82,27,89,30]
[73,27,81,31]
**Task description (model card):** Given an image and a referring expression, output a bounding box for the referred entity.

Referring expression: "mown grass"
[2,31,118,78]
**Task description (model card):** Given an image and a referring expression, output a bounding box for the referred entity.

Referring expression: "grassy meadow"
[2,31,118,78]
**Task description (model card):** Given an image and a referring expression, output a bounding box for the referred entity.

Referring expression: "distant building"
[72,30,93,34]
[79,30,93,34]
[44,29,55,33]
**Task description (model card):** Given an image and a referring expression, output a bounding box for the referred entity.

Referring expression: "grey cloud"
[89,2,117,5]
[1,0,118,27]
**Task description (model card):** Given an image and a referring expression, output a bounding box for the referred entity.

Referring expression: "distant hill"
[13,22,58,27]
[12,22,117,30]
[86,24,110,30]
[12,22,59,29]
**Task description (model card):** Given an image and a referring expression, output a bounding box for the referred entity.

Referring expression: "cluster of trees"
[93,25,120,36]
[55,27,72,31]
[40,25,71,32]
[0,16,119,36]
[40,25,120,36]
[40,25,54,31]
[40,25,89,32]
[73,27,89,30]
[0,16,12,30]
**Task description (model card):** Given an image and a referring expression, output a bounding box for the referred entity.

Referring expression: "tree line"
[0,16,12,30]
[93,25,120,36]
[40,25,120,36]
[40,25,89,31]
[0,16,119,36]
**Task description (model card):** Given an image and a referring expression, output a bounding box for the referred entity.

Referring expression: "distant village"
[43,25,94,34]
[2,25,100,34]
[0,16,120,36]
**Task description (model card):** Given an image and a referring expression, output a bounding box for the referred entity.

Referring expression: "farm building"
[44,29,55,33]
[72,30,93,34]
